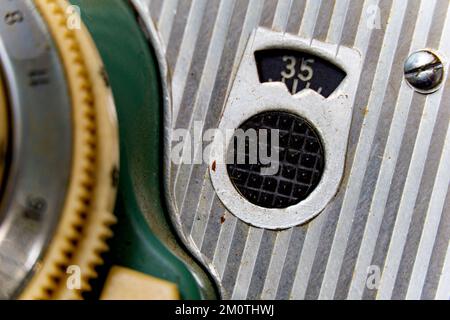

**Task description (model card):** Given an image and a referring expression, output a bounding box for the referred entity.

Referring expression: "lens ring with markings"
[227,111,325,209]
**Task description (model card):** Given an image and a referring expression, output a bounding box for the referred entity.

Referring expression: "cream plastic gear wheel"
[20,0,119,300]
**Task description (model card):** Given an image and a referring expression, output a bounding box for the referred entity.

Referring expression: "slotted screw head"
[404,50,444,94]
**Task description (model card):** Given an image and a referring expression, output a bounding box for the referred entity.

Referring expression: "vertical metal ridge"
[198,0,266,299]
[422,189,450,299]
[149,0,163,26]
[406,114,450,299]
[326,0,349,45]
[231,228,264,299]
[298,0,322,39]
[364,94,425,299]
[189,184,216,247]
[347,0,433,300]
[171,0,209,123]
[290,0,381,300]
[174,0,235,216]
[275,226,307,299]
[157,0,179,51]
[165,0,193,69]
[304,0,389,299]
[247,231,277,299]
[422,188,450,299]
[224,0,265,100]
[212,214,238,280]
[260,230,293,299]
[325,0,387,299]
[181,172,214,235]
[221,221,250,299]
[343,2,422,299]
[377,6,450,298]
[272,0,294,32]
[185,0,250,240]
[208,0,264,292]
[397,0,450,299]
[426,0,450,49]
[259,0,279,28]
[318,0,407,300]
[313,0,335,42]
[290,211,328,299]
[172,0,219,213]
[435,230,450,299]
[395,87,449,298]
[200,201,227,260]
[286,0,306,35]
[171,0,222,131]
[339,0,364,47]
[187,1,254,269]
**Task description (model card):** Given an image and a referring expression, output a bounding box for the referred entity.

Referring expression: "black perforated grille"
[227,111,325,209]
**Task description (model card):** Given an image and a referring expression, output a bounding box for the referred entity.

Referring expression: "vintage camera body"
[0,0,448,301]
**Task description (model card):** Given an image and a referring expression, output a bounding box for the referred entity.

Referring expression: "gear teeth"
[20,0,119,300]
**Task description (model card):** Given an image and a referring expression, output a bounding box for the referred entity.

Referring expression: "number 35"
[281,56,315,82]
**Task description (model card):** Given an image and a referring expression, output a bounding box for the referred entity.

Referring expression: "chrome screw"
[404,50,444,94]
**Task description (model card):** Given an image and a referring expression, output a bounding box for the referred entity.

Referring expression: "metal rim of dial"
[0,0,73,299]
[0,0,119,299]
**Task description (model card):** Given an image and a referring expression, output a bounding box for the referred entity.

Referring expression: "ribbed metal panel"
[145,0,450,300]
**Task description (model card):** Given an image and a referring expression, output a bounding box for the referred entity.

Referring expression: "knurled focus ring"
[227,111,325,209]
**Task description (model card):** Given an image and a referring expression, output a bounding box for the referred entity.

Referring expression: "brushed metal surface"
[144,0,450,300]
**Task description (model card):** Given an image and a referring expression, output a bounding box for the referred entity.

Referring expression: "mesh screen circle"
[227,111,325,209]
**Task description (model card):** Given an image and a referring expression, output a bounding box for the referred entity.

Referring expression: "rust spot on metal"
[362,106,369,116]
